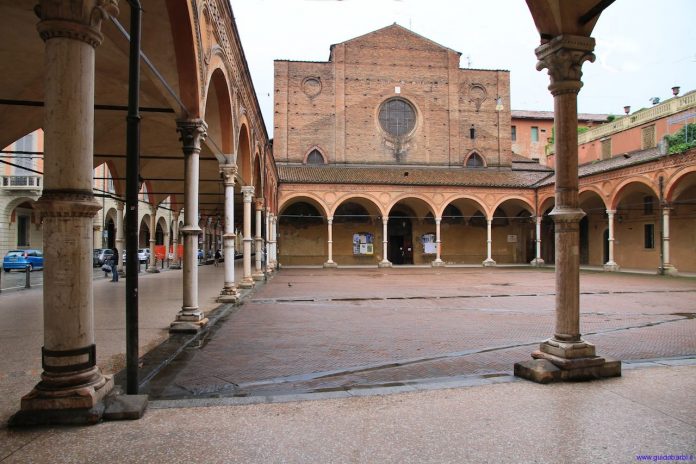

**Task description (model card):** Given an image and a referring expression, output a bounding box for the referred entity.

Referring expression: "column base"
[239,278,255,289]
[170,263,182,270]
[661,264,678,275]
[431,259,445,267]
[514,338,621,384]
[482,258,496,267]
[529,257,545,267]
[603,261,620,272]
[218,293,240,304]
[10,375,114,426]
[378,260,392,268]
[252,271,265,281]
[146,267,160,274]
[169,310,208,333]
[323,261,338,268]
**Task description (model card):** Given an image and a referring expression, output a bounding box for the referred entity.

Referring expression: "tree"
[665,123,696,154]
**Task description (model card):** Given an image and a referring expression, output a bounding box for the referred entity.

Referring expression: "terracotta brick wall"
[274,25,511,168]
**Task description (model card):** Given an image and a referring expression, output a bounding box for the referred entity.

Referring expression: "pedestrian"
[110,247,119,282]
[214,249,221,267]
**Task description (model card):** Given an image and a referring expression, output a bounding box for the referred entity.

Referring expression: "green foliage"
[606,115,616,122]
[577,126,589,134]
[665,123,696,154]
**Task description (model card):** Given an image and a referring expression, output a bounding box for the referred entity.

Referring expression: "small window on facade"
[511,126,517,142]
[644,224,655,249]
[643,196,654,215]
[601,138,612,160]
[378,98,416,137]
[306,149,325,165]
[531,126,539,143]
[465,152,484,168]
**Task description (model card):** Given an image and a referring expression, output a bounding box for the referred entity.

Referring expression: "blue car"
[3,249,44,272]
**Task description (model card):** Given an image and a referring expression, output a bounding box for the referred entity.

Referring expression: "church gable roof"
[329,23,461,60]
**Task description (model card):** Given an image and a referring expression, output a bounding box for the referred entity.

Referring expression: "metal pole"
[125,0,142,395]
[658,176,665,276]
[25,265,30,289]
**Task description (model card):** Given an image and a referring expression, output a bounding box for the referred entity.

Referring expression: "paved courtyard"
[145,267,696,399]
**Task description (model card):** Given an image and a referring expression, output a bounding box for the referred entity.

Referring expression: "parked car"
[93,248,102,267]
[122,248,150,264]
[96,248,114,265]
[3,249,44,272]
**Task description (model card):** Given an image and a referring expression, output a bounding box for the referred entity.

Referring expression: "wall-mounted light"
[495,97,503,112]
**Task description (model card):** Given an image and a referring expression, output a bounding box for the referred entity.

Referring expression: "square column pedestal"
[514,339,621,384]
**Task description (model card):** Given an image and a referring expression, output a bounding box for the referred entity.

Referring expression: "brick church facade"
[274,25,696,273]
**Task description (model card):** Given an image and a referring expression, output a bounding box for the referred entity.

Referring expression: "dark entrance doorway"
[603,229,609,264]
[387,210,413,265]
[541,208,555,264]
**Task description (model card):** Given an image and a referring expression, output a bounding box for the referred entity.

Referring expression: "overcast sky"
[231,0,696,133]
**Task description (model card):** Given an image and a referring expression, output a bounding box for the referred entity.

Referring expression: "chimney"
[672,86,680,96]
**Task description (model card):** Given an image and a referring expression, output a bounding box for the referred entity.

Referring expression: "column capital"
[535,35,595,96]
[116,201,124,212]
[327,216,333,224]
[219,164,238,186]
[36,0,119,48]
[606,209,616,216]
[255,197,265,209]
[176,119,208,156]
[435,217,442,224]
[382,217,389,226]
[241,186,255,201]
[36,190,101,218]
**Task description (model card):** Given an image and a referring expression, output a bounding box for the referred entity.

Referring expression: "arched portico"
[438,197,488,265]
[278,197,327,266]
[664,170,696,272]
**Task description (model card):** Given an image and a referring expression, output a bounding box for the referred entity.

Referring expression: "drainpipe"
[125,0,142,395]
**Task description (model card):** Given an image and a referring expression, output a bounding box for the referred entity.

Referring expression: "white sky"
[231,0,696,134]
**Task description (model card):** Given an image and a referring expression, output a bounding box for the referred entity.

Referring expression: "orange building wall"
[511,118,553,162]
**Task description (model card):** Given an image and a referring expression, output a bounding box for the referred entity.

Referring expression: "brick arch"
[538,194,555,215]
[202,63,234,157]
[104,207,119,225]
[331,193,385,218]
[279,193,330,219]
[440,193,489,218]
[665,165,696,203]
[491,195,535,218]
[4,196,38,220]
[303,146,328,165]
[166,1,201,117]
[386,194,437,218]
[463,149,487,167]
[579,186,609,210]
[237,118,252,185]
[609,176,659,210]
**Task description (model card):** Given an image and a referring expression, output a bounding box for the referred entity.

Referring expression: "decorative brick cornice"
[35,0,119,48]
[535,35,595,96]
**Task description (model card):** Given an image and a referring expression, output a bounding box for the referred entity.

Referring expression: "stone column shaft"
[253,198,265,280]
[171,119,208,332]
[483,219,496,266]
[661,207,677,274]
[171,212,180,269]
[378,217,392,267]
[530,216,544,266]
[432,217,444,266]
[603,210,619,271]
[324,216,337,267]
[219,164,239,302]
[270,215,278,268]
[146,205,159,273]
[239,186,255,288]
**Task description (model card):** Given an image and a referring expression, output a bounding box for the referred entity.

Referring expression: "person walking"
[110,247,119,282]
[214,249,221,267]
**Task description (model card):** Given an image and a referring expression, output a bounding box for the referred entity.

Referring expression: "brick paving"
[144,268,696,399]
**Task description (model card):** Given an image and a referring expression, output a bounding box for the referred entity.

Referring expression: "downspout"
[125,0,142,395]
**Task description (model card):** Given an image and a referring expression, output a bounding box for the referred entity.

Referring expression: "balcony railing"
[1,175,42,190]
[578,92,696,145]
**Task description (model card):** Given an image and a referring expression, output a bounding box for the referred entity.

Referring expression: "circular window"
[378,98,416,137]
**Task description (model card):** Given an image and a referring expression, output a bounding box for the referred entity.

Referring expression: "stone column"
[661,206,677,275]
[170,119,208,333]
[482,218,496,266]
[170,212,181,269]
[264,207,273,273]
[324,216,337,267]
[530,216,545,266]
[218,164,239,303]
[432,217,444,267]
[515,35,620,383]
[239,186,255,288]
[11,0,119,425]
[146,205,159,273]
[603,209,619,271]
[270,214,278,268]
[116,201,125,275]
[378,217,392,267]
[252,198,265,281]
[163,230,170,269]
